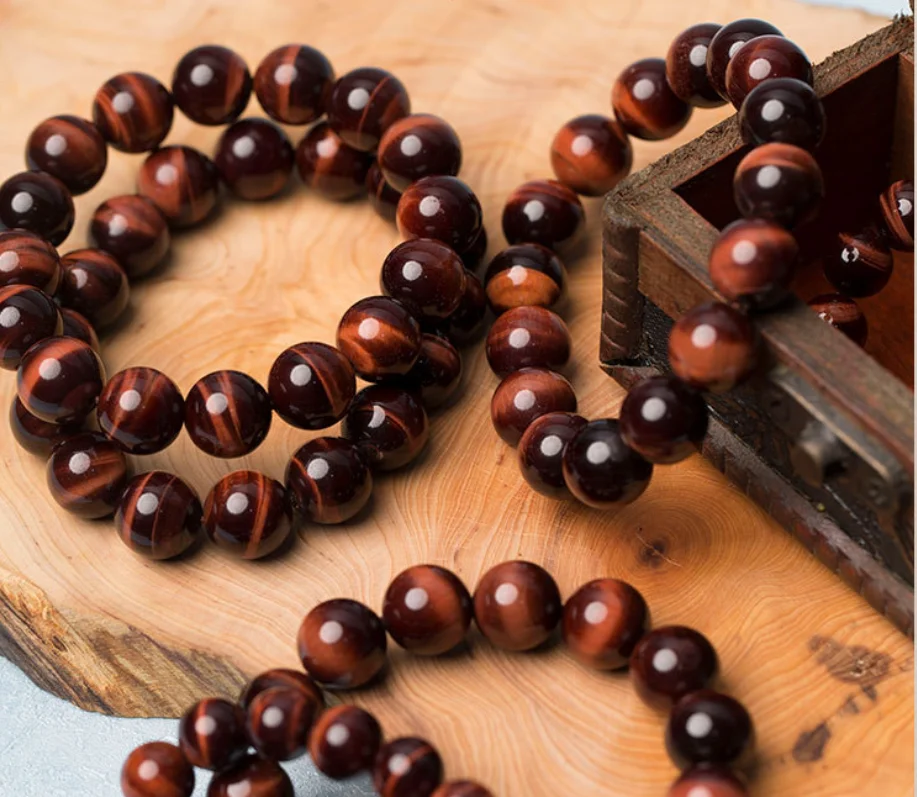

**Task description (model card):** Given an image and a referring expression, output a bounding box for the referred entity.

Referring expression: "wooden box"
[601,18,915,635]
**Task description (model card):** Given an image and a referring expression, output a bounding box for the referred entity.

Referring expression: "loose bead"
[550,114,632,197]
[825,225,893,298]
[207,755,293,797]
[0,285,62,370]
[705,18,783,100]
[254,44,334,125]
[668,765,749,797]
[394,332,462,408]
[26,115,107,195]
[612,58,692,141]
[137,146,221,228]
[295,121,373,201]
[178,697,248,771]
[336,296,422,381]
[665,24,726,108]
[629,625,718,708]
[58,248,130,329]
[460,226,488,271]
[501,179,584,252]
[666,689,754,768]
[97,367,184,454]
[17,336,105,424]
[203,470,293,559]
[485,306,571,376]
[373,737,444,797]
[47,431,128,519]
[378,113,462,191]
[367,162,402,222]
[432,782,494,797]
[121,742,194,797]
[725,35,812,109]
[309,705,382,779]
[397,175,483,253]
[10,396,80,456]
[668,302,758,393]
[246,686,321,761]
[0,171,74,246]
[562,578,648,670]
[0,229,61,292]
[739,77,826,151]
[807,293,867,347]
[285,436,373,524]
[171,45,252,126]
[880,179,914,251]
[327,67,411,152]
[115,471,203,559]
[184,370,272,458]
[92,72,174,153]
[297,598,387,688]
[484,243,566,315]
[491,367,577,446]
[473,560,562,652]
[562,419,653,508]
[240,668,324,711]
[214,118,295,200]
[517,411,587,498]
[440,270,488,346]
[381,238,466,321]
[60,308,100,352]
[342,385,429,470]
[89,195,170,279]
[382,564,473,655]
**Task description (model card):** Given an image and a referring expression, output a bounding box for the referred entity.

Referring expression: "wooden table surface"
[0,1,912,795]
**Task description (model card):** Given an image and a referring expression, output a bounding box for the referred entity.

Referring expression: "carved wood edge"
[600,201,644,363]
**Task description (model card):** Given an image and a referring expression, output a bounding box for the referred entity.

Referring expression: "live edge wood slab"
[0,2,912,796]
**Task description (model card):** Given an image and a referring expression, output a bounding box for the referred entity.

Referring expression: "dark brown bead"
[734,142,823,229]
[432,782,494,797]
[666,690,754,768]
[60,308,100,352]
[381,238,466,321]
[92,72,174,153]
[203,470,293,559]
[825,225,893,298]
[26,115,107,195]
[295,121,373,201]
[460,226,488,271]
[367,162,402,222]
[550,114,632,197]
[116,471,202,559]
[137,146,220,228]
[254,44,334,125]
[629,625,718,708]
[517,411,587,498]
[880,179,914,251]
[184,370,272,458]
[485,306,571,376]
[268,341,355,430]
[378,113,462,191]
[178,697,247,771]
[10,396,80,456]
[246,686,321,761]
[286,436,373,524]
[308,705,382,779]
[214,118,294,200]
[89,194,170,279]
[725,35,812,108]
[47,431,128,519]
[240,668,324,711]
[58,248,129,329]
[297,598,387,688]
[669,764,749,797]
[373,737,444,797]
[705,19,783,100]
[669,302,758,393]
[207,754,293,797]
[0,229,61,292]
[612,58,692,141]
[171,45,252,126]
[665,24,726,108]
[808,293,868,347]
[562,578,648,670]
[491,367,577,446]
[383,564,473,655]
[0,171,74,246]
[397,175,483,253]
[97,367,184,454]
[501,179,584,252]
[441,270,487,346]
[327,67,411,152]
[337,296,422,381]
[121,741,194,797]
[562,419,653,508]
[17,336,105,424]
[473,560,562,652]
[0,285,61,370]
[709,218,799,308]
[739,77,826,150]
[484,243,566,314]
[342,385,429,470]
[392,332,462,408]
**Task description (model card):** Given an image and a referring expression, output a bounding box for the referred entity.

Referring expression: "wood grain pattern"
[0,1,911,796]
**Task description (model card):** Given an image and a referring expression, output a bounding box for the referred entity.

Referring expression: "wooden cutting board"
[0,1,912,795]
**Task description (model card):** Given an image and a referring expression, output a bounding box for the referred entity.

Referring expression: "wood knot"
[637,537,670,568]
[808,635,891,690]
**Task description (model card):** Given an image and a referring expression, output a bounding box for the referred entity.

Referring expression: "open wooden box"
[601,18,915,635]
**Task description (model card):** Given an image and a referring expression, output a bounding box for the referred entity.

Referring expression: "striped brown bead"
[116,471,202,560]
[26,114,107,195]
[629,625,718,708]
[485,305,571,376]
[208,755,293,797]
[501,179,584,252]
[705,18,783,101]
[880,179,914,251]
[611,57,692,141]
[17,336,105,424]
[97,367,184,454]
[378,113,462,192]
[491,367,577,446]
[381,238,466,322]
[342,385,429,471]
[808,293,867,347]
[254,44,335,126]
[826,225,893,298]
[171,45,252,126]
[89,194,170,279]
[724,35,812,109]
[484,243,566,314]
[121,742,194,797]
[336,296,422,381]
[0,284,62,370]
[47,431,128,519]
[308,705,381,779]
[214,118,295,201]
[432,782,494,797]
[366,162,402,222]
[0,229,61,293]
[397,175,483,253]
[665,24,726,108]
[246,686,321,761]
[295,121,373,201]
[59,308,100,352]
[285,436,373,524]
[517,411,587,498]
[373,738,444,797]
[240,668,324,711]
[327,67,411,152]
[184,370,272,458]
[9,396,81,457]
[58,248,129,329]
[178,697,247,771]
[137,145,220,228]
[92,72,174,153]
[550,114,633,196]
[0,171,74,246]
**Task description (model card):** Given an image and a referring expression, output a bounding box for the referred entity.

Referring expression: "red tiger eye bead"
[433,782,495,797]
[0,171,74,246]
[254,44,335,126]
[207,754,293,797]
[92,72,174,153]
[381,238,467,322]
[373,737,444,797]
[240,668,324,711]
[665,24,726,108]
[669,765,749,797]
[295,121,373,201]
[89,194,170,279]
[739,77,826,151]
[184,370,272,458]
[215,118,294,200]
[550,114,633,197]
[825,225,893,298]
[121,742,194,797]
[612,58,692,141]
[491,367,577,446]
[26,114,107,195]
[441,269,488,346]
[0,229,61,292]
[484,243,566,315]
[502,179,584,252]
[47,431,129,519]
[517,411,587,498]
[342,385,429,471]
[58,248,129,329]
[880,179,914,251]
[138,145,221,228]
[59,308,100,352]
[397,175,483,253]
[808,293,868,347]
[378,113,462,191]
[0,285,62,370]
[705,18,783,100]
[725,35,812,109]
[246,686,321,761]
[486,306,571,376]
[629,625,718,708]
[10,396,80,456]
[178,697,247,771]
[171,45,252,126]
[308,705,382,779]
[116,471,203,559]
[17,336,105,424]
[666,690,754,768]
[337,296,422,381]
[97,367,184,454]
[327,67,411,152]
[286,436,373,524]
[367,161,402,222]
[393,332,463,408]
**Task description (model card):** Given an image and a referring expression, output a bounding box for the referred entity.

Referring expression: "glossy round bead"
[254,44,334,125]
[485,306,571,376]
[705,18,783,100]
[215,118,294,200]
[825,225,893,298]
[373,737,444,797]
[336,296,422,381]
[17,336,105,424]
[295,121,373,201]
[397,175,483,253]
[240,668,324,711]
[441,270,487,346]
[297,598,387,688]
[178,697,247,771]
[432,782,494,797]
[268,341,355,430]
[382,564,473,655]
[285,436,373,524]
[367,162,402,222]
[734,144,823,230]
[709,218,799,308]
[669,765,749,797]
[665,24,726,108]
[549,114,632,197]
[0,171,74,246]
[460,226,488,271]
[342,385,429,471]
[473,560,562,651]
[171,45,252,125]
[612,58,692,141]
[395,333,462,408]
[517,411,587,498]
[880,179,914,251]
[184,370,272,458]
[58,248,129,329]
[378,114,462,191]
[309,705,382,779]
[562,419,653,508]
[739,77,826,150]
[207,755,293,797]
[203,470,293,559]
[669,302,758,393]
[501,180,584,252]
[97,367,184,454]
[116,471,202,559]
[121,742,194,797]
[89,195,170,279]
[808,293,867,347]
[137,146,220,228]
[246,686,321,761]
[47,431,128,519]
[667,690,754,768]
[725,35,812,109]
[381,238,466,321]
[327,67,411,152]
[0,229,61,292]
[491,367,577,446]
[10,396,79,456]
[484,243,566,315]
[629,625,718,708]
[60,308,99,352]
[0,285,62,370]
[26,115,107,195]
[93,72,173,153]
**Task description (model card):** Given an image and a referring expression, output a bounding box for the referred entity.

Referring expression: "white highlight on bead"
[195,715,218,736]
[388,753,411,776]
[494,582,519,606]
[686,711,714,738]
[274,63,297,86]
[419,195,441,217]
[190,63,214,87]
[748,58,772,81]
[522,199,545,222]
[347,87,370,110]
[232,136,256,159]
[508,328,530,349]
[652,647,678,673]
[0,251,18,272]
[507,265,527,285]
[691,323,717,349]
[400,134,422,157]
[689,44,708,68]
[72,268,89,290]
[586,441,610,464]
[686,787,714,797]
[633,78,656,101]
[68,452,91,475]
[761,98,785,122]
[405,587,429,611]
[641,396,667,423]
[326,723,350,746]
[319,620,344,644]
[108,213,128,237]
[227,783,252,797]
[262,706,285,728]
[0,307,20,328]
[44,133,67,157]
[136,492,159,515]
[316,135,339,159]
[402,260,423,281]
[367,405,386,429]
[206,392,229,415]
[38,358,61,380]
[290,363,312,386]
[540,434,563,458]
[156,164,179,186]
[119,389,142,412]
[358,317,381,340]
[11,191,33,214]
[226,492,249,515]
[513,388,535,411]
[571,134,593,157]
[307,457,330,480]
[112,91,135,114]
[756,164,781,189]
[584,601,609,625]
[731,239,757,265]
[728,41,747,58]
[899,198,913,217]
[137,760,159,781]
